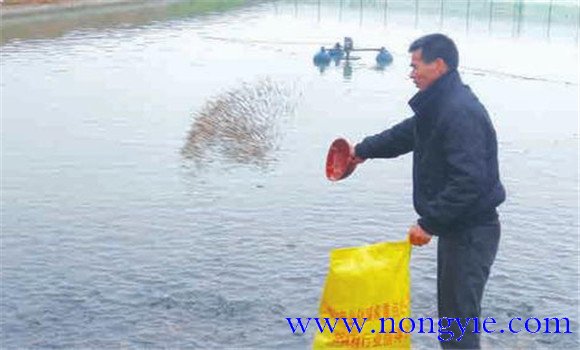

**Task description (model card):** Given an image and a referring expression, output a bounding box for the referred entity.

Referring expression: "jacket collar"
[408,69,461,116]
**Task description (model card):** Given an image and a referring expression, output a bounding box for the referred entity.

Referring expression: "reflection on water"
[182,78,300,169]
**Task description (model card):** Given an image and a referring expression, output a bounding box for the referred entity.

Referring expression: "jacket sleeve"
[354,117,415,159]
[417,110,487,236]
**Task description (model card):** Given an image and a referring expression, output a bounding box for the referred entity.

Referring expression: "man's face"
[409,49,446,91]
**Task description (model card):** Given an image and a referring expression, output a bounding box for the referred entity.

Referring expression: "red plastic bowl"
[326,138,357,181]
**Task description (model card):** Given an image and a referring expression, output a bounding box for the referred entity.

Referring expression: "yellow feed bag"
[313,239,411,349]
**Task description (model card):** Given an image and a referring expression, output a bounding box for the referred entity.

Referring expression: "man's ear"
[435,58,448,75]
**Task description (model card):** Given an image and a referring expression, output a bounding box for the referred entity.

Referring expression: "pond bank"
[1,0,248,44]
[1,0,161,19]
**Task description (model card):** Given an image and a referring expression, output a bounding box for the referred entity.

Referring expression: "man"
[352,34,505,349]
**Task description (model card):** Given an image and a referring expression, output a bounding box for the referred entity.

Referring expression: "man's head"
[408,34,458,91]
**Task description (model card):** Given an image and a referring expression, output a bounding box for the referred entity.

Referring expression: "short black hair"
[408,34,458,70]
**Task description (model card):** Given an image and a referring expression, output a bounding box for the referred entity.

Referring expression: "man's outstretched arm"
[354,117,415,159]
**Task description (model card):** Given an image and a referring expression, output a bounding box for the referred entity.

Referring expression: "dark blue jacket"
[355,70,505,236]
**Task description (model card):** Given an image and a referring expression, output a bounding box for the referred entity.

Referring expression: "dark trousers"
[437,219,500,349]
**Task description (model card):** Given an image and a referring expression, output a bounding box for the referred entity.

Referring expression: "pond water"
[1,0,579,348]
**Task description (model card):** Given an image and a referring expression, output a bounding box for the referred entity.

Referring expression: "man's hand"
[408,225,432,246]
[350,144,366,165]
